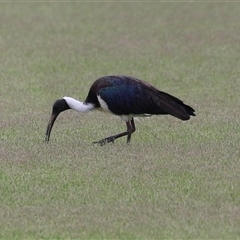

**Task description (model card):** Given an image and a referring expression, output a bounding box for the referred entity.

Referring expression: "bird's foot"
[92,136,115,146]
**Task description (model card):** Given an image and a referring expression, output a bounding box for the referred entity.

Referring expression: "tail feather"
[153,91,195,120]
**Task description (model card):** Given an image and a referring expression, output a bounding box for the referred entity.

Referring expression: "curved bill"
[45,114,59,142]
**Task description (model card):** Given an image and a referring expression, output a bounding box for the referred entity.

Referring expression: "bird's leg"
[127,118,136,143]
[93,118,136,146]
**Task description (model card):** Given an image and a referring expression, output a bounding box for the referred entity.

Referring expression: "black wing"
[96,76,195,120]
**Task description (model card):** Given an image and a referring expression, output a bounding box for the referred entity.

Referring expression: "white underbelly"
[97,95,151,121]
[97,95,112,113]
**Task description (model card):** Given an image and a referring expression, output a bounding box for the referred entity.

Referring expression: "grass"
[1,2,240,239]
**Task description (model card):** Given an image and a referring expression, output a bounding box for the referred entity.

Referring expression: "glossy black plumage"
[46,75,195,145]
[85,76,195,120]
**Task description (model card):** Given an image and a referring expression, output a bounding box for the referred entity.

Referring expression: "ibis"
[45,75,195,145]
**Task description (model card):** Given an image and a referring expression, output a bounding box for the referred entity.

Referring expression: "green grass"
[1,2,240,239]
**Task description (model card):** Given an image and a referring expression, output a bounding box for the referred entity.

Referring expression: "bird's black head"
[45,98,70,142]
[52,98,70,115]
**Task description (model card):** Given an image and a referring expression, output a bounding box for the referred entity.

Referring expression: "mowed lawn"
[1,2,240,239]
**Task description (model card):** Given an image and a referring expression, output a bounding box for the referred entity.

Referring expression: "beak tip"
[45,135,49,142]
[45,112,58,144]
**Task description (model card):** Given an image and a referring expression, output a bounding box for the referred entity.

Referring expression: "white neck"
[63,97,95,113]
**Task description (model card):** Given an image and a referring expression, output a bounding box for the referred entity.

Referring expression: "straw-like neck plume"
[63,97,94,113]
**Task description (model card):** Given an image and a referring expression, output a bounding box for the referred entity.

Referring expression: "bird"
[45,75,195,145]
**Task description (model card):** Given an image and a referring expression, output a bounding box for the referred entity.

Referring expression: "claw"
[92,136,115,146]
